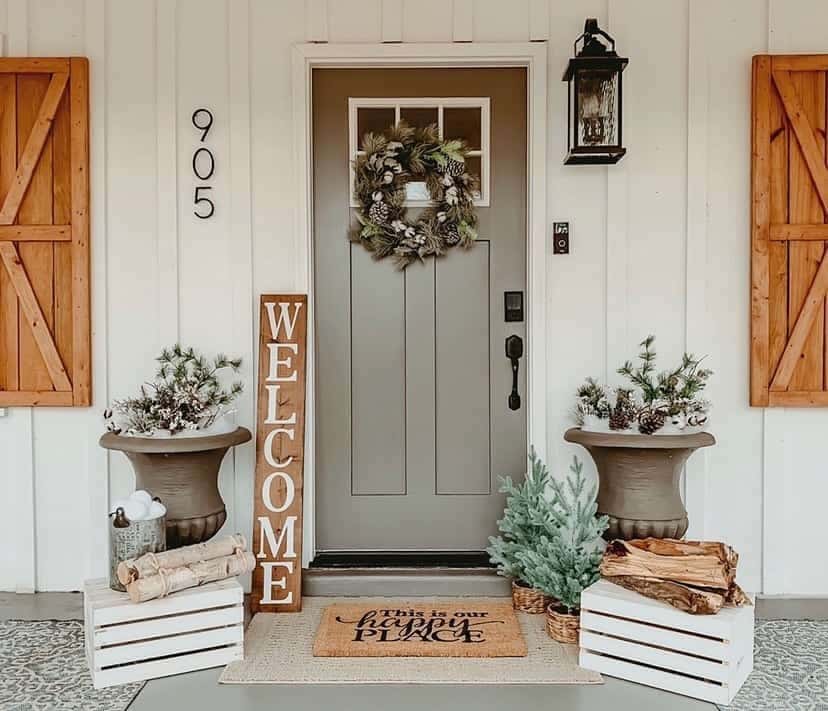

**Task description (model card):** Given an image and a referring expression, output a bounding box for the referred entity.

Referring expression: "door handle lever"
[505,335,523,411]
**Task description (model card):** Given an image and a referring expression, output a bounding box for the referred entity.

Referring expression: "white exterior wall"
[0,0,826,595]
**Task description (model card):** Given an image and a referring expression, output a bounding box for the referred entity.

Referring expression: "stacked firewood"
[599,538,752,615]
[117,534,255,603]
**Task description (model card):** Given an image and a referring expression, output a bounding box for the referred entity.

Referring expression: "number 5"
[194,186,214,219]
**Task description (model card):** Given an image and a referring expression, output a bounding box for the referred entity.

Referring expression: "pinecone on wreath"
[369,200,390,225]
[444,224,461,245]
[638,409,666,435]
[442,158,465,177]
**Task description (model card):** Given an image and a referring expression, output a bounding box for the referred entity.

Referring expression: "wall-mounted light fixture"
[563,19,628,165]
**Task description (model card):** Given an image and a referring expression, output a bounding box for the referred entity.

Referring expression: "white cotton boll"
[130,490,153,507]
[147,500,167,520]
[122,499,149,522]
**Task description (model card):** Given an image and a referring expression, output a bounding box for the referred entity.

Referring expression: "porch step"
[303,567,511,597]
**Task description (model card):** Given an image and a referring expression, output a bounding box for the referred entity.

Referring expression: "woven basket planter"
[511,580,550,614]
[546,604,580,644]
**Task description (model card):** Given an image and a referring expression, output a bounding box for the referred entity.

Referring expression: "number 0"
[192,147,215,180]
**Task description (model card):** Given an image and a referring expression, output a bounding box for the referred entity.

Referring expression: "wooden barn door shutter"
[0,58,90,407]
[752,55,828,407]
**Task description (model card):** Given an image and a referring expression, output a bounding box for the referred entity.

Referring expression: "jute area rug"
[220,597,602,685]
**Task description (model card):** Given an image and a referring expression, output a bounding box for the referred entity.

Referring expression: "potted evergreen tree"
[100,345,251,548]
[519,457,608,644]
[487,450,557,613]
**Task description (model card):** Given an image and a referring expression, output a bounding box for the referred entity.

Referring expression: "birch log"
[600,539,736,590]
[117,534,247,585]
[606,575,725,615]
[126,551,256,603]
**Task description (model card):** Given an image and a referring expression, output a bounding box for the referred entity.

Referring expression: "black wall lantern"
[563,19,628,165]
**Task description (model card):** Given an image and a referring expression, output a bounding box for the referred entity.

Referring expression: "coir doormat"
[313,601,527,658]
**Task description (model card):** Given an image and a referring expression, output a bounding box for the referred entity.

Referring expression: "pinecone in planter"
[369,200,389,225]
[609,389,635,431]
[444,224,461,245]
[443,158,465,177]
[638,409,666,435]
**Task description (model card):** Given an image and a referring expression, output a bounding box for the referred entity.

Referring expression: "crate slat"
[95,625,243,667]
[93,646,243,689]
[94,605,243,646]
[579,649,730,705]
[580,610,730,661]
[580,630,729,683]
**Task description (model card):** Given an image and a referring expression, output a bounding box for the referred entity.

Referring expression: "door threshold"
[304,566,510,598]
[310,551,492,569]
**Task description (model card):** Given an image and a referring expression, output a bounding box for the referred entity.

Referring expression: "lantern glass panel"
[576,69,619,148]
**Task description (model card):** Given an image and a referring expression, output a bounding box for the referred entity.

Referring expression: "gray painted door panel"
[313,68,527,552]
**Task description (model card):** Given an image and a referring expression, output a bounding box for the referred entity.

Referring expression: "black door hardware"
[505,335,523,411]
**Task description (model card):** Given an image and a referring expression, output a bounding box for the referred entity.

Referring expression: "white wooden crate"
[84,577,244,689]
[579,579,754,706]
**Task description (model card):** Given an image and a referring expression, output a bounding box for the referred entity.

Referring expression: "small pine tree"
[486,449,554,583]
[518,457,609,612]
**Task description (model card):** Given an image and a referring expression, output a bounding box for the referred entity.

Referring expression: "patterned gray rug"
[722,620,828,710]
[0,619,143,711]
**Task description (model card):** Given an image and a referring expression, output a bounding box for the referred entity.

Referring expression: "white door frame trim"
[291,41,548,566]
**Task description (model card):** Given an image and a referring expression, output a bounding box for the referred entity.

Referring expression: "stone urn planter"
[564,427,715,540]
[100,427,252,548]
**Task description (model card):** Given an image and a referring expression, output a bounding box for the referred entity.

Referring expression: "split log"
[600,538,735,591]
[117,533,247,586]
[126,551,256,603]
[606,575,725,615]
[724,582,752,608]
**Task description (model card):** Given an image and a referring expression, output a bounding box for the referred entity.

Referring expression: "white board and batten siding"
[579,580,754,705]
[83,578,243,689]
[2,0,828,597]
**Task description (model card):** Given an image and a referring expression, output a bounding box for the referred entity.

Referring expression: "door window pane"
[464,156,482,199]
[357,108,395,147]
[443,107,482,150]
[400,106,438,131]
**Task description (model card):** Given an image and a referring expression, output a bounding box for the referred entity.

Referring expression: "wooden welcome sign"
[251,294,307,613]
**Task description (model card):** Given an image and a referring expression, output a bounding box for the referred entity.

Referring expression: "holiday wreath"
[350,122,480,269]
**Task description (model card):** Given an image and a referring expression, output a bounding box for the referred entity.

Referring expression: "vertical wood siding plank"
[305,0,328,43]
[70,58,91,405]
[452,0,473,43]
[53,88,72,380]
[17,73,55,393]
[381,0,403,43]
[787,71,825,391]
[751,56,771,406]
[155,0,179,346]
[0,74,18,391]
[528,0,549,42]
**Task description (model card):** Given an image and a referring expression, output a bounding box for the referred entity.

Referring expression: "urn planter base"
[564,428,715,540]
[100,427,252,548]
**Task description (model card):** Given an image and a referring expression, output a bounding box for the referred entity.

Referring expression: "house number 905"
[192,108,215,219]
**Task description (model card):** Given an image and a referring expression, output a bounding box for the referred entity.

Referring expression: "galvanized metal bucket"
[109,506,166,592]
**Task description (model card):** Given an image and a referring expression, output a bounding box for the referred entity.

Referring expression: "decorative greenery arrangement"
[575,335,712,435]
[104,345,243,436]
[486,449,554,585]
[518,457,609,613]
[351,121,480,269]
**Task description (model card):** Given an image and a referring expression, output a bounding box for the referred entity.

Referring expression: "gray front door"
[313,67,527,553]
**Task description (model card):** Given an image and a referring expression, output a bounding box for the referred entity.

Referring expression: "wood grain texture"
[750,56,771,406]
[0,74,17,391]
[70,58,91,405]
[0,225,70,240]
[0,72,67,225]
[605,576,724,615]
[768,84,789,377]
[770,224,828,240]
[250,295,308,614]
[0,58,70,73]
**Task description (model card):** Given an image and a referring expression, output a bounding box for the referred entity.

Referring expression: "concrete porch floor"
[1,591,714,711]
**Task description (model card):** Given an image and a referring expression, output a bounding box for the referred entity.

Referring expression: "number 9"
[192,108,213,142]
